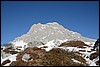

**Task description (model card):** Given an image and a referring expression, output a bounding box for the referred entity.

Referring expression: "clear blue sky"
[1,1,99,45]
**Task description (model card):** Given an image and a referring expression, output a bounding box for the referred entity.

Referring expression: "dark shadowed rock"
[1,59,11,66]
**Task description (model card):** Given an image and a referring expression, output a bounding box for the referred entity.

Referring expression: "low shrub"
[59,40,89,48]
[10,47,87,66]
[10,60,28,66]
[42,48,87,66]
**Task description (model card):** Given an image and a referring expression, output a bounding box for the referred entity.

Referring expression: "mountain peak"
[47,22,59,25]
[13,22,95,44]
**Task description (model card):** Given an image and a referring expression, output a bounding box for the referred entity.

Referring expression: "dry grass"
[10,47,87,66]
[41,48,87,66]
[59,40,90,48]
[10,60,28,66]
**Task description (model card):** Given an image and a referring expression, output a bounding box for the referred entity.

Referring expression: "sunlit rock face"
[12,22,95,44]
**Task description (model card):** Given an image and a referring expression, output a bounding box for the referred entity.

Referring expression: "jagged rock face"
[12,22,95,44]
[27,41,45,48]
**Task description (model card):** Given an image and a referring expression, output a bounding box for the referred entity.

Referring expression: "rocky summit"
[12,22,95,44]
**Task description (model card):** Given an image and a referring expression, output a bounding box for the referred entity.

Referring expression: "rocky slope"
[12,22,95,45]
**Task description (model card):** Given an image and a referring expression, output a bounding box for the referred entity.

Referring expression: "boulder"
[22,53,30,62]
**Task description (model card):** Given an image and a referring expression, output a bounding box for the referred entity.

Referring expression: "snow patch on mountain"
[37,40,56,51]
[1,54,17,66]
[11,40,28,51]
[37,39,68,51]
